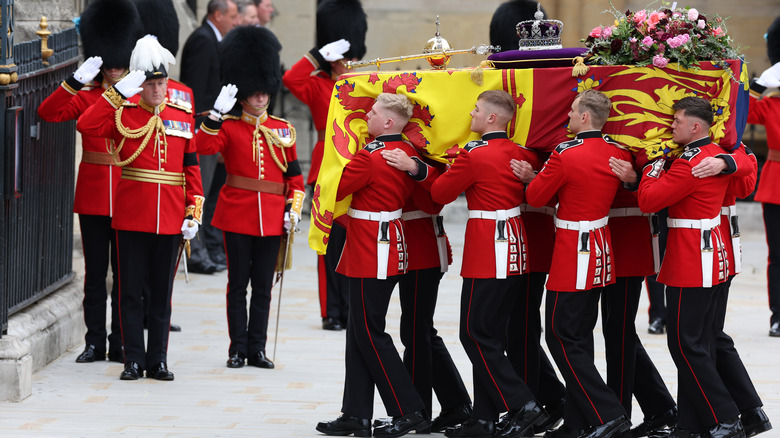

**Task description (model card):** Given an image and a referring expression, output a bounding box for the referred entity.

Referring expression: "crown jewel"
[516,3,563,50]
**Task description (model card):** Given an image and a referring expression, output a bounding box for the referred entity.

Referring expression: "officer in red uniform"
[424,90,546,438]
[748,18,780,337]
[282,0,367,331]
[316,93,430,438]
[196,26,305,370]
[37,0,143,364]
[638,96,743,437]
[522,89,631,438]
[77,36,204,381]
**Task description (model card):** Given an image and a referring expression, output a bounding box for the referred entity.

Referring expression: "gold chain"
[110,106,166,167]
[252,123,296,173]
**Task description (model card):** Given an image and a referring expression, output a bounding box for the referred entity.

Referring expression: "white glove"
[756,62,780,88]
[114,70,146,99]
[283,211,292,232]
[319,39,351,62]
[74,56,103,85]
[212,83,238,116]
[181,219,199,240]
[290,210,300,228]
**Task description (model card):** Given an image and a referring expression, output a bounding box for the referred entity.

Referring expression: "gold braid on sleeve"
[110,107,166,167]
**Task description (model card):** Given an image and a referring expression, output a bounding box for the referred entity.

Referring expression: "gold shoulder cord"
[109,107,167,167]
[253,123,296,173]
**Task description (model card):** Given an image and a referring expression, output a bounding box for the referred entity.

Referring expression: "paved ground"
[0,216,778,437]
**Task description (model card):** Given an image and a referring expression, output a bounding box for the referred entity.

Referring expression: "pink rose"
[601,26,614,38]
[633,10,648,24]
[630,37,638,43]
[697,19,706,29]
[667,36,682,48]
[687,8,699,21]
[642,36,654,47]
[680,34,690,44]
[713,27,724,36]
[653,54,669,68]
[590,26,603,38]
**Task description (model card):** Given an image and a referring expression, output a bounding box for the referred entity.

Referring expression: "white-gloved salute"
[74,56,103,85]
[318,39,351,62]
[210,83,238,119]
[113,70,146,99]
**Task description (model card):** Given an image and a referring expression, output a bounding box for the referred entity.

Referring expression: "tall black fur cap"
[316,0,367,60]
[490,0,546,52]
[219,26,282,100]
[768,16,780,65]
[131,0,180,57]
[79,0,144,69]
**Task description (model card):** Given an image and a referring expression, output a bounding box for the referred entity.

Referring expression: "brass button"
[260,174,265,180]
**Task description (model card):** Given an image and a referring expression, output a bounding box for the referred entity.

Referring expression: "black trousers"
[399,267,471,416]
[646,209,669,323]
[714,277,762,412]
[506,272,566,406]
[78,214,121,352]
[665,285,739,432]
[223,231,280,356]
[546,289,626,430]
[764,203,780,326]
[115,230,179,369]
[203,163,226,258]
[634,341,677,419]
[342,276,425,419]
[460,277,536,422]
[319,221,349,322]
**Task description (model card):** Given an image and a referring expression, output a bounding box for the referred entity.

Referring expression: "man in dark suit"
[180,0,238,274]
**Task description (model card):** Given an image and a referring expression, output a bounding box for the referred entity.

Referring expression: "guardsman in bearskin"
[637,96,746,437]
[195,26,305,370]
[749,17,780,338]
[315,93,430,438]
[77,36,204,382]
[282,0,367,332]
[520,89,631,438]
[37,0,144,365]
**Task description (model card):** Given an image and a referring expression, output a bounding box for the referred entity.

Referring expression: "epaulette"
[679,147,700,161]
[603,134,626,149]
[166,101,193,114]
[222,114,241,121]
[364,140,385,153]
[463,140,487,152]
[122,101,138,107]
[554,138,583,154]
[269,114,294,128]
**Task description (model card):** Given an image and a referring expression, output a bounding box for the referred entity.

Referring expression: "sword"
[272,223,295,362]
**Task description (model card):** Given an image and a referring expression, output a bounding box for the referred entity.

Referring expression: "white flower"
[688,8,699,21]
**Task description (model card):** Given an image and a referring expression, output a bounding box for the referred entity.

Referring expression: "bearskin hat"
[219,26,282,101]
[768,17,780,65]
[131,0,180,57]
[80,0,144,69]
[490,0,546,52]
[316,0,368,60]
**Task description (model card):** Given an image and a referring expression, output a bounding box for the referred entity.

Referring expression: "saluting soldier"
[37,0,144,364]
[77,36,204,382]
[196,26,305,370]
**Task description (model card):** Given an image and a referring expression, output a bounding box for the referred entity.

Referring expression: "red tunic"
[521,151,555,274]
[195,111,305,236]
[638,138,730,288]
[403,173,453,271]
[76,89,203,234]
[336,134,420,278]
[748,86,780,205]
[282,51,336,186]
[526,131,631,292]
[430,132,535,279]
[38,77,120,216]
[609,187,655,278]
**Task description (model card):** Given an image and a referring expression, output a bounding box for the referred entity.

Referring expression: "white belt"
[668,215,720,287]
[520,204,556,216]
[720,204,741,274]
[554,215,609,290]
[649,213,661,273]
[468,207,521,279]
[348,208,403,280]
[402,210,449,273]
[608,207,649,218]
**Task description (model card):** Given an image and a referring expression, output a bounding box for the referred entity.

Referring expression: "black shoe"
[188,258,218,274]
[119,361,143,380]
[658,427,703,438]
[543,424,584,438]
[432,404,473,433]
[170,324,182,332]
[107,347,124,363]
[75,344,105,363]
[769,322,780,337]
[648,318,665,335]
[373,418,392,428]
[323,317,344,331]
[226,353,245,368]
[497,401,548,437]
[444,418,496,437]
[631,406,678,437]
[315,414,371,437]
[247,351,275,369]
[373,411,430,437]
[535,397,565,433]
[580,416,631,438]
[707,417,745,438]
[741,407,772,437]
[147,362,175,381]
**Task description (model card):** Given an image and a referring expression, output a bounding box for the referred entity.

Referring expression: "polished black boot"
[580,415,631,438]
[147,362,175,381]
[75,344,105,363]
[535,397,565,433]
[497,400,548,437]
[119,361,143,380]
[432,404,473,433]
[247,351,274,369]
[226,353,246,368]
[444,418,496,438]
[631,406,678,437]
[708,418,746,438]
[315,414,371,437]
[648,317,665,335]
[741,407,772,437]
[373,411,430,437]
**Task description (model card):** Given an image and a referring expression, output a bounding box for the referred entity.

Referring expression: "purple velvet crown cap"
[487,47,588,69]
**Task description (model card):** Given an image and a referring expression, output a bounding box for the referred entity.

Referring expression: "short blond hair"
[375,93,413,123]
[478,90,516,123]
[576,89,612,128]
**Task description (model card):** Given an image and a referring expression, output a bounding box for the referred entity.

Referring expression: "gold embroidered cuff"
[104,86,126,109]
[192,195,205,224]
[289,190,305,217]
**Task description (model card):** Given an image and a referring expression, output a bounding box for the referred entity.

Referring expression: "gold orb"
[423,36,451,69]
